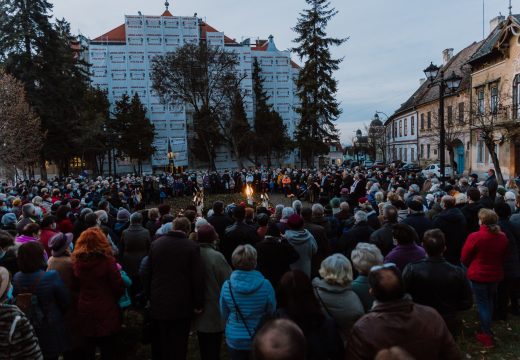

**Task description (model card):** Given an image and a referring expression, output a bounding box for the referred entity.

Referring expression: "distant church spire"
[509,0,513,15]
[165,1,170,11]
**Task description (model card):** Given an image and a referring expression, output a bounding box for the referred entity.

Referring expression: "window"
[427,144,431,159]
[404,148,407,162]
[393,122,397,138]
[477,140,484,163]
[399,148,402,160]
[420,114,425,130]
[411,148,415,161]
[411,116,415,135]
[447,105,453,125]
[427,112,431,129]
[404,118,408,136]
[477,88,485,114]
[490,86,498,114]
[420,144,424,158]
[513,74,520,119]
[458,102,464,123]
[399,120,402,137]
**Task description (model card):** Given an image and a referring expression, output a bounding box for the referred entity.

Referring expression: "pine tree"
[293,0,347,166]
[252,57,292,166]
[228,89,253,169]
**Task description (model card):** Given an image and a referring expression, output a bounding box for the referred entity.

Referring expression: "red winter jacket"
[72,255,124,337]
[461,225,508,283]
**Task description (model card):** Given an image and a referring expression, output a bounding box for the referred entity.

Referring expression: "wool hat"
[1,213,17,226]
[358,197,368,204]
[48,232,73,257]
[287,214,304,230]
[0,267,9,299]
[197,224,218,243]
[340,188,349,195]
[117,208,131,222]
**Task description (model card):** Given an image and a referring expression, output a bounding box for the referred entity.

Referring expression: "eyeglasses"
[370,263,397,273]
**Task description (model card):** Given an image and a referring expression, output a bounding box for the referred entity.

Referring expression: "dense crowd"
[0,165,519,359]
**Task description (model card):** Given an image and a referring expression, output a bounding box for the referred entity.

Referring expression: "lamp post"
[423,62,462,180]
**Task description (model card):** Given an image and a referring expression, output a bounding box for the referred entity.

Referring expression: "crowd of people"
[0,164,519,359]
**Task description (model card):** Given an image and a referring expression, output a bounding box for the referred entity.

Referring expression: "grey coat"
[192,243,232,333]
[285,229,317,277]
[312,277,365,339]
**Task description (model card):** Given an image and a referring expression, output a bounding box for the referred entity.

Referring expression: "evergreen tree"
[292,0,347,166]
[228,88,253,169]
[252,57,292,166]
[114,93,156,173]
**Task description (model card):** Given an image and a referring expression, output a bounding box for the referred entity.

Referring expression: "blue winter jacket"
[220,270,275,350]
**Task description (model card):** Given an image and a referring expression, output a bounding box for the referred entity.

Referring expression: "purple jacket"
[385,243,426,271]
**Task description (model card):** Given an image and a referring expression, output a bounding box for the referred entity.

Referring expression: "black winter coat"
[255,236,299,288]
[369,222,396,257]
[461,202,484,236]
[222,221,259,265]
[145,230,204,320]
[498,219,520,279]
[402,213,434,243]
[432,208,467,265]
[339,221,374,259]
[207,213,233,241]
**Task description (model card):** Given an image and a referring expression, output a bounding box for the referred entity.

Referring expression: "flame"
[245,184,254,198]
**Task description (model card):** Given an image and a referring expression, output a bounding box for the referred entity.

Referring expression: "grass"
[131,193,520,359]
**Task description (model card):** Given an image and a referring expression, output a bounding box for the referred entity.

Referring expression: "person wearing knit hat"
[114,208,131,238]
[284,214,317,277]
[48,233,73,257]
[1,213,17,236]
[117,208,131,222]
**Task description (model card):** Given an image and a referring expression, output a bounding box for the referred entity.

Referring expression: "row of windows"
[419,144,438,160]
[392,116,415,138]
[392,147,415,162]
[476,85,498,115]
[476,140,499,163]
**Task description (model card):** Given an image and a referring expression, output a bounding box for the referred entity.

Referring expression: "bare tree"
[0,71,44,176]
[366,124,387,163]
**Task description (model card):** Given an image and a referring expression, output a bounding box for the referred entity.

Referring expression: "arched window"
[513,74,520,119]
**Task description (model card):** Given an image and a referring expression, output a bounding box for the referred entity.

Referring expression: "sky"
[51,0,511,144]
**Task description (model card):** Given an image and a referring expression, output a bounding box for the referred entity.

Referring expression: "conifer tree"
[293,0,347,166]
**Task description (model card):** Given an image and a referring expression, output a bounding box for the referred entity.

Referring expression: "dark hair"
[257,213,269,227]
[383,205,398,223]
[300,207,312,222]
[183,210,197,223]
[392,224,417,245]
[467,188,480,202]
[0,230,14,249]
[213,201,224,214]
[252,319,306,360]
[40,215,57,229]
[98,200,109,211]
[422,229,445,257]
[56,205,70,221]
[494,202,512,219]
[368,267,405,302]
[277,270,324,332]
[17,241,46,273]
[85,213,99,228]
[266,222,281,237]
[161,214,174,225]
[157,204,171,216]
[233,206,246,221]
[21,223,40,237]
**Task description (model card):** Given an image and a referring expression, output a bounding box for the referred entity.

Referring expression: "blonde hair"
[319,254,353,286]
[232,244,257,271]
[478,208,501,234]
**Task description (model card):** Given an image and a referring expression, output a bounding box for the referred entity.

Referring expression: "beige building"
[467,15,520,180]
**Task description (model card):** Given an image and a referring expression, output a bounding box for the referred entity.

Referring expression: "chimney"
[419,78,426,85]
[490,15,505,34]
[442,48,454,65]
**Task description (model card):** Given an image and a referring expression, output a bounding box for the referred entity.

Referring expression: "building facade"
[87,6,300,170]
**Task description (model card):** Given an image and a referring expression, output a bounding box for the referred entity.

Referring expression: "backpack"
[15,272,46,329]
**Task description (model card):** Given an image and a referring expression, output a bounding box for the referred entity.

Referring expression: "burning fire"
[245,184,254,198]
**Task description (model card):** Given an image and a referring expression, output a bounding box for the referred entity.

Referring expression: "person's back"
[347,266,460,360]
[147,220,204,320]
[284,215,317,277]
[207,201,233,240]
[384,224,424,271]
[222,206,259,264]
[402,199,433,242]
[369,205,398,257]
[462,188,484,236]
[120,213,150,278]
[403,229,472,337]
[432,196,467,265]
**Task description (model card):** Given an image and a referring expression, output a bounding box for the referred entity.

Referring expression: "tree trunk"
[485,142,504,185]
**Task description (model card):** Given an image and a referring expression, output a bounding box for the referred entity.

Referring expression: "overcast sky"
[52,0,510,144]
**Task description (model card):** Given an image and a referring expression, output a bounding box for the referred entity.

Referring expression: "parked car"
[371,161,386,170]
[398,163,422,174]
[421,164,453,178]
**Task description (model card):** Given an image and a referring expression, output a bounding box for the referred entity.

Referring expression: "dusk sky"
[52,0,510,144]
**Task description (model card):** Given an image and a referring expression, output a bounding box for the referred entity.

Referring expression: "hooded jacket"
[220,270,275,350]
[312,278,364,339]
[432,207,467,265]
[285,229,317,277]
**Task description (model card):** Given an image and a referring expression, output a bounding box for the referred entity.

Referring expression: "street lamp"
[423,63,462,180]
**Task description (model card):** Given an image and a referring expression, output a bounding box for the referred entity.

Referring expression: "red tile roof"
[92,23,126,43]
[162,10,173,17]
[200,22,236,44]
[251,39,300,69]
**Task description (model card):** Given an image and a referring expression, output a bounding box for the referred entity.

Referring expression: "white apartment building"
[88,6,300,170]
